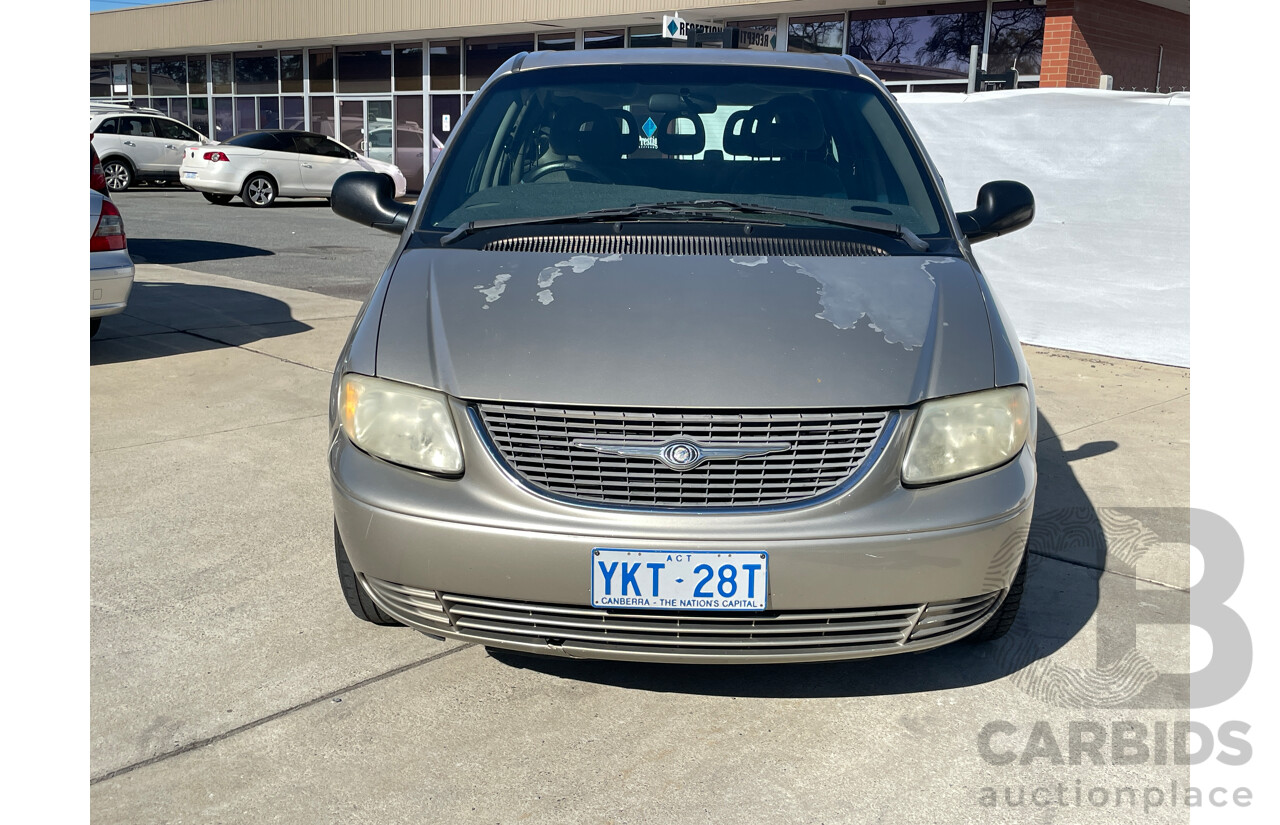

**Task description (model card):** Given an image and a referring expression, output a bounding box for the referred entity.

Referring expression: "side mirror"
[331,172,413,235]
[348,149,358,159]
[956,181,1034,243]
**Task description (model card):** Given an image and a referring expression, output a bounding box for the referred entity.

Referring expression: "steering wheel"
[524,160,613,184]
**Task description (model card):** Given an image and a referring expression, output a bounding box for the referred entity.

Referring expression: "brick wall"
[1041,0,1189,91]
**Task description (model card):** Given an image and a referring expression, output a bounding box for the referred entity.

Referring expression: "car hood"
[374,248,997,408]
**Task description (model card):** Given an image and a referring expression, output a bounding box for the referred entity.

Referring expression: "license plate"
[591,549,768,611]
[183,171,197,179]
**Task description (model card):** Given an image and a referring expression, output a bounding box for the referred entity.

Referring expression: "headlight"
[902,386,1030,485]
[339,374,463,475]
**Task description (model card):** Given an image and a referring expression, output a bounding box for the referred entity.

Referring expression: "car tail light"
[90,136,107,194]
[91,199,127,252]
[203,151,230,162]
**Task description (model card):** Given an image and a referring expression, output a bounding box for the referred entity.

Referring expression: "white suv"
[90,107,211,192]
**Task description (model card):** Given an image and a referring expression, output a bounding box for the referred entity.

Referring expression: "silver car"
[327,49,1037,664]
[90,190,135,337]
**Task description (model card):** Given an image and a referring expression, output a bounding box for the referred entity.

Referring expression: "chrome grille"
[476,404,891,509]
[359,577,1002,661]
[481,235,888,257]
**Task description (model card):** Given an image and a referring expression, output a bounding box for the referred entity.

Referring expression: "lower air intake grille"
[481,235,888,257]
[359,577,1003,662]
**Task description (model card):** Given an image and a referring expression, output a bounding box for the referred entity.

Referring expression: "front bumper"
[90,262,134,317]
[330,400,1035,663]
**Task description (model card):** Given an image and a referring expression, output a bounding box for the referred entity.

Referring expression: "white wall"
[897,89,1189,366]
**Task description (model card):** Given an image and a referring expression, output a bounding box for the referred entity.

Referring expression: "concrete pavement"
[91,264,1191,824]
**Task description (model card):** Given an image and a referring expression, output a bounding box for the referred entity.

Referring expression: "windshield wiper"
[439,204,783,246]
[629,199,931,252]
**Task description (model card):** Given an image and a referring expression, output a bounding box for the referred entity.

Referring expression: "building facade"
[90,0,1189,191]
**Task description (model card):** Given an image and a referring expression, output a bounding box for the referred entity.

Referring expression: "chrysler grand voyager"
[326,48,1037,664]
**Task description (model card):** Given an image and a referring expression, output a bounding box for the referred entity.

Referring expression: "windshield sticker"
[642,117,658,139]
[781,257,953,349]
[474,272,511,308]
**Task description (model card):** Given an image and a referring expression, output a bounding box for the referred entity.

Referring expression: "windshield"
[421,63,949,240]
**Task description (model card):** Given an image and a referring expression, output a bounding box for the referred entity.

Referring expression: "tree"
[846,18,917,63]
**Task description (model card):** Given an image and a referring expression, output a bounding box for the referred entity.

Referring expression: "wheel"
[968,551,1027,643]
[90,317,102,337]
[241,174,277,207]
[334,521,402,626]
[202,192,233,205]
[102,158,133,192]
[524,160,612,184]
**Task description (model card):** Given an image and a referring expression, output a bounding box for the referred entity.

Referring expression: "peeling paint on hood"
[781,257,955,350]
[378,248,997,408]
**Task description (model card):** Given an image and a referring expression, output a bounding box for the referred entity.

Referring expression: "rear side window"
[291,134,351,158]
[95,117,119,134]
[225,132,288,151]
[119,116,155,137]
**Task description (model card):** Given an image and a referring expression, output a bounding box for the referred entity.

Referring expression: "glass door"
[338,98,393,162]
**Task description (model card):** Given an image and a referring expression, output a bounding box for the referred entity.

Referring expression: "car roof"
[514,47,872,79]
[233,130,328,139]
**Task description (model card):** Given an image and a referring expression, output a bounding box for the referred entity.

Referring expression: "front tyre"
[968,551,1027,643]
[90,317,102,337]
[241,174,277,208]
[334,521,402,626]
[202,192,234,205]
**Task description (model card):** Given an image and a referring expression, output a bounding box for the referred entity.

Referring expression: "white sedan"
[90,190,135,337]
[179,130,407,208]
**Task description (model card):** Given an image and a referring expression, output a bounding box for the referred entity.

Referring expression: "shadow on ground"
[130,238,273,265]
[487,414,1123,698]
[91,280,311,365]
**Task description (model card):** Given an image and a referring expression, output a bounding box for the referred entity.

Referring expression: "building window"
[149,56,186,95]
[627,26,666,49]
[258,96,280,130]
[282,96,305,131]
[788,14,844,54]
[987,5,1045,75]
[235,97,256,134]
[280,51,303,93]
[395,45,423,92]
[726,18,779,50]
[585,30,624,50]
[310,96,335,137]
[213,98,234,140]
[848,2,980,83]
[428,41,461,91]
[170,97,189,127]
[131,59,149,96]
[191,97,210,137]
[91,61,110,97]
[537,32,577,51]
[309,49,334,94]
[211,54,232,95]
[465,35,533,92]
[338,44,392,94]
[188,55,207,95]
[235,52,278,94]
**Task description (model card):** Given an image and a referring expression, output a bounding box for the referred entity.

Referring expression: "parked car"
[90,190,135,337]
[178,130,407,207]
[326,49,1037,664]
[90,138,108,195]
[91,108,210,192]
